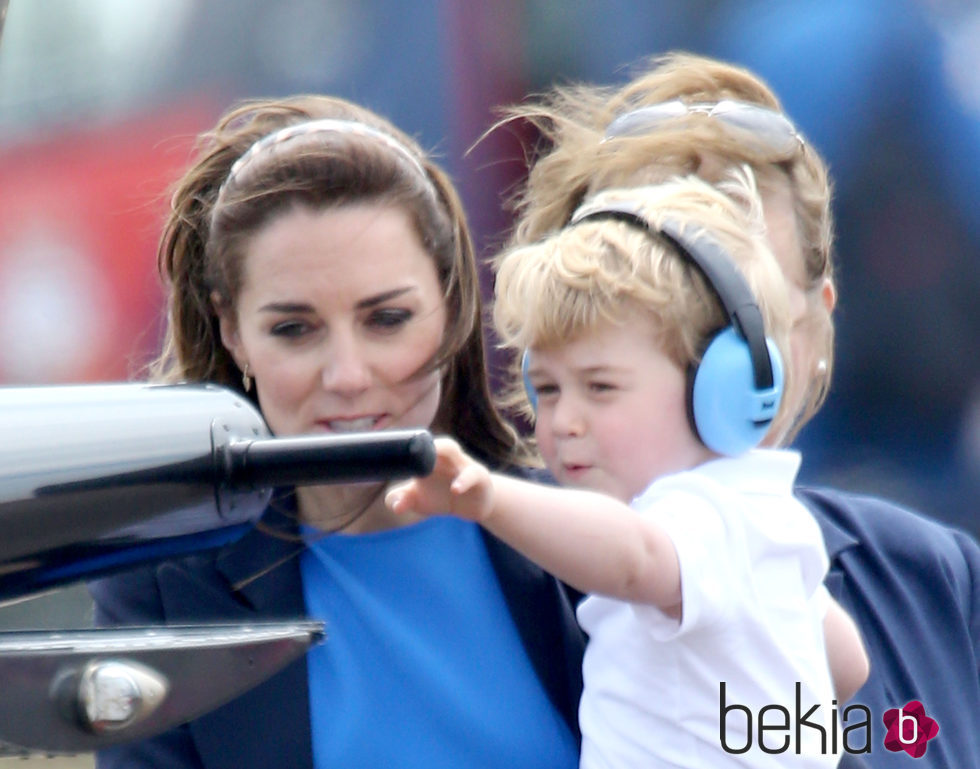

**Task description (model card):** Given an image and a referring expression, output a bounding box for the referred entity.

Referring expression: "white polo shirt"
[577,449,836,769]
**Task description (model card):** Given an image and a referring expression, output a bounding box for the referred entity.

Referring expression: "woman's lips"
[317,415,383,433]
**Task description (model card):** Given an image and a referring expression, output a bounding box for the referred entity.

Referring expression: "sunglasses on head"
[604,99,804,160]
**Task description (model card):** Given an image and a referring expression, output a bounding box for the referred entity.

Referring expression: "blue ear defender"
[567,203,784,456]
[689,329,784,455]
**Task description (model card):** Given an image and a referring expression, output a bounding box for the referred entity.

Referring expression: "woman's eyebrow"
[257,286,416,314]
[258,301,313,313]
[356,286,415,309]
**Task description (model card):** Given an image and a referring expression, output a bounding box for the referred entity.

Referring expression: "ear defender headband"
[521,202,784,456]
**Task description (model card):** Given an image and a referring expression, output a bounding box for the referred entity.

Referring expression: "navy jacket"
[799,486,980,768]
[88,503,585,769]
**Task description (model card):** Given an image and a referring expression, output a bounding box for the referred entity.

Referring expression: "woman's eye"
[534,383,558,397]
[368,308,412,330]
[589,381,616,393]
[270,320,311,338]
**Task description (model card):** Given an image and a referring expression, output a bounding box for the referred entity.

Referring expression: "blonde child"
[386,170,867,768]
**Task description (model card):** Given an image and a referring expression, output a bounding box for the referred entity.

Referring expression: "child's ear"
[211,291,246,369]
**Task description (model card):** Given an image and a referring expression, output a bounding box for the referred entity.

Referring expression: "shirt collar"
[690,448,802,496]
[632,448,802,506]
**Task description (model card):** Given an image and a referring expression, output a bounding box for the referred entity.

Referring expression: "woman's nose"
[320,335,372,395]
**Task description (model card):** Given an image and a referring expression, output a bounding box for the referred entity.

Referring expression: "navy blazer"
[88,504,585,769]
[799,486,980,769]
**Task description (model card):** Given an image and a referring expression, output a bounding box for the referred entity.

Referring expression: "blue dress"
[89,499,584,769]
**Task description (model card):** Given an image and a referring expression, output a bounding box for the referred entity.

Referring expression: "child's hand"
[385,437,495,522]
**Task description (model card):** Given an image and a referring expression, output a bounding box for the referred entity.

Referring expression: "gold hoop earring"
[242,363,252,393]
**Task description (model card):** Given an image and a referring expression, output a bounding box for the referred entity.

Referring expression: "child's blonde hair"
[493,168,797,445]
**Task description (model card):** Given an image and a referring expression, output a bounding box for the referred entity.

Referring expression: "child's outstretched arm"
[385,436,497,522]
[386,437,682,612]
[823,597,870,702]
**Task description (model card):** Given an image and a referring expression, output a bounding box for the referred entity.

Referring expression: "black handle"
[226,429,436,490]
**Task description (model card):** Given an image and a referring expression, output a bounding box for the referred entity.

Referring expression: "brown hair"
[152,94,521,466]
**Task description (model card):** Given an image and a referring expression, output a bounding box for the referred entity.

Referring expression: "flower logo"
[882,700,939,758]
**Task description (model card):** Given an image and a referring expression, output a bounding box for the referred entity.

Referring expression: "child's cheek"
[534,422,561,478]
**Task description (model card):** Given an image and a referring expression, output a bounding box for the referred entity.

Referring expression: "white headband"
[221,118,429,193]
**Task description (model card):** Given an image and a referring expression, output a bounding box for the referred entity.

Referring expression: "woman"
[89,95,584,769]
[498,52,980,768]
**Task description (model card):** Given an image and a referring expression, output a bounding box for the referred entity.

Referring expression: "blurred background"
[0,0,978,759]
